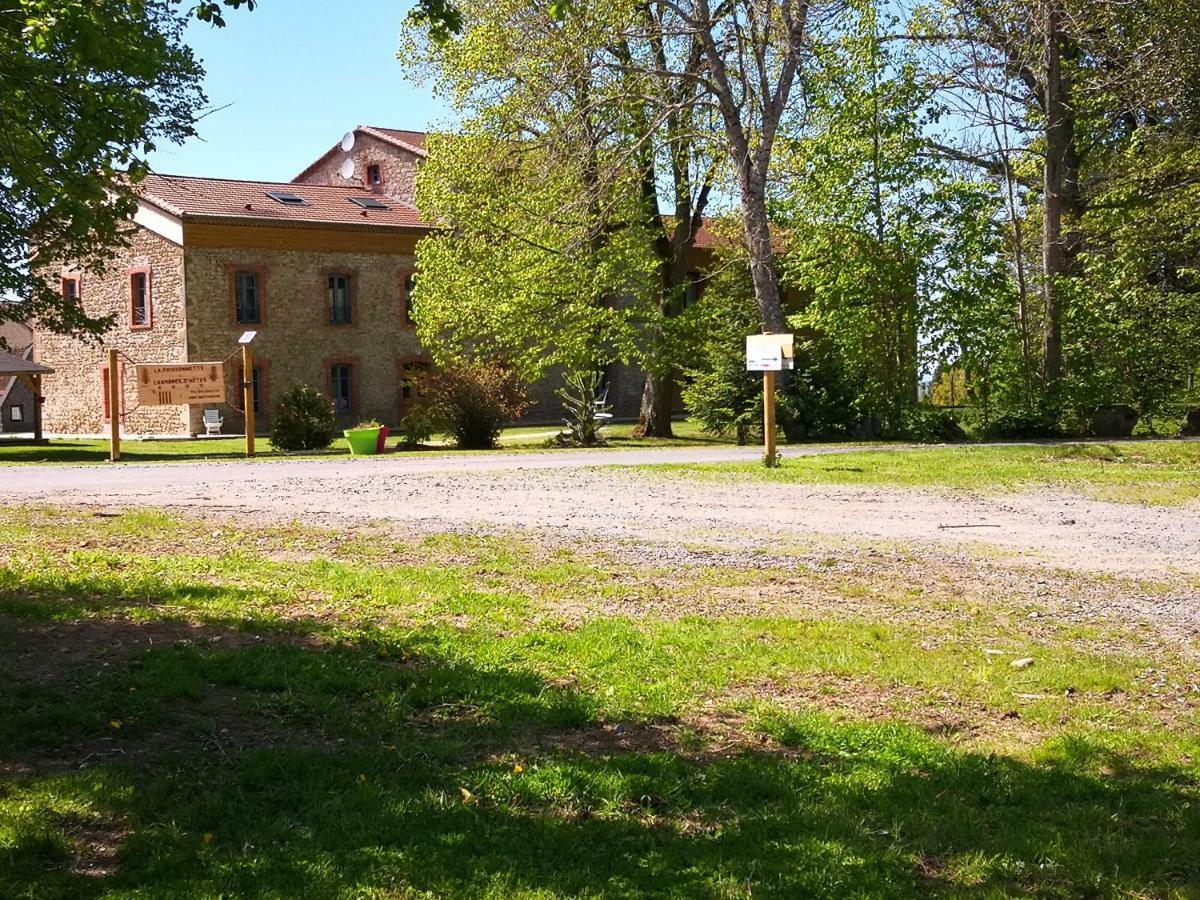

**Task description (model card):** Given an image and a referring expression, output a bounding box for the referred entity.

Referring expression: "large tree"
[403,0,723,436]
[0,0,252,338]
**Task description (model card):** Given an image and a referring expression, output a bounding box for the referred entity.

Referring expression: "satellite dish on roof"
[340,131,356,152]
[339,158,355,180]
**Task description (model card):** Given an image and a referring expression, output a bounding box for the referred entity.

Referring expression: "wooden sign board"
[135,363,226,406]
[746,333,795,371]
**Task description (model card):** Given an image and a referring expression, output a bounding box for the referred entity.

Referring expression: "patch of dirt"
[66,820,129,879]
[727,671,1047,747]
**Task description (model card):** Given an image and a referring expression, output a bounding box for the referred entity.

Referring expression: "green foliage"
[269,385,337,452]
[1066,134,1200,422]
[981,409,1062,442]
[422,361,530,450]
[898,405,967,443]
[0,0,251,337]
[683,266,857,442]
[396,406,440,449]
[554,371,610,447]
[777,6,1019,436]
[680,270,764,444]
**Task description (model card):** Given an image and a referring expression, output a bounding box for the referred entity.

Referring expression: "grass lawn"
[1,507,1197,898]
[664,440,1200,505]
[0,419,732,465]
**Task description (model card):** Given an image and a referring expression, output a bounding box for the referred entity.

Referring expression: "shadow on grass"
[1,576,1198,898]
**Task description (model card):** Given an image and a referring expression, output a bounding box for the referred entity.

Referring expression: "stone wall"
[294,133,421,205]
[184,244,423,434]
[35,228,189,435]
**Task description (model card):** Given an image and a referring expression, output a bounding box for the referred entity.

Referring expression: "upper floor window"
[367,164,382,187]
[61,275,80,303]
[329,275,352,325]
[129,269,151,329]
[402,272,417,327]
[330,363,353,413]
[235,271,261,324]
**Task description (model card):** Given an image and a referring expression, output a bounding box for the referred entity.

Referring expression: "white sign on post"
[746,333,795,371]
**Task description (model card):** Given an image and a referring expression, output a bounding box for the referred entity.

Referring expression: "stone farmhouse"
[34,126,703,437]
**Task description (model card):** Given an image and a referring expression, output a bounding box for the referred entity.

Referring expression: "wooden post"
[108,348,121,462]
[763,369,777,466]
[242,343,255,458]
[31,374,42,442]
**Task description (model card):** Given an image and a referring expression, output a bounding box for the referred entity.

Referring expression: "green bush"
[899,405,968,443]
[270,384,337,451]
[396,406,440,449]
[982,409,1062,440]
[423,362,530,450]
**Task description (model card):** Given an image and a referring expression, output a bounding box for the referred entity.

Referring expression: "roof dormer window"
[265,191,307,205]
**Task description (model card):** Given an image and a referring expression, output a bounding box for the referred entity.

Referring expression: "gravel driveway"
[4,445,1198,578]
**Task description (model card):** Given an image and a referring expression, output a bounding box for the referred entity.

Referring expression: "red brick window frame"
[366,164,382,188]
[399,270,417,329]
[397,356,431,418]
[99,362,126,422]
[325,270,356,327]
[61,274,81,304]
[229,265,267,326]
[237,358,270,416]
[325,357,359,415]
[128,267,152,330]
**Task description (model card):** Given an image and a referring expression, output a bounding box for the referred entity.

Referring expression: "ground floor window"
[330,363,353,413]
[238,364,264,415]
[398,359,429,415]
[9,405,22,423]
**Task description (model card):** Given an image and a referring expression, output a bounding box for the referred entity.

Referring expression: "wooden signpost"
[134,363,225,407]
[108,348,121,462]
[746,333,794,467]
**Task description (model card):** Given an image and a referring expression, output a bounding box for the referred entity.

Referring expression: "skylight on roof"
[349,196,390,210]
[266,191,307,205]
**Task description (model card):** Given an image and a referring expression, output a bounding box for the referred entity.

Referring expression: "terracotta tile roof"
[138,173,430,230]
[358,126,428,156]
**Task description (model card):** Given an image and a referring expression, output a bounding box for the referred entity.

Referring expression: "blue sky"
[146,0,451,181]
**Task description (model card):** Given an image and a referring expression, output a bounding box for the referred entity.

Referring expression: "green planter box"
[344,426,381,456]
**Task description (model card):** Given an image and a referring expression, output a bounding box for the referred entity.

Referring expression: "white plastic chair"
[202,408,223,435]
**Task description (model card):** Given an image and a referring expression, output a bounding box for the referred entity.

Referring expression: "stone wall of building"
[184,244,424,434]
[35,228,189,435]
[294,134,421,205]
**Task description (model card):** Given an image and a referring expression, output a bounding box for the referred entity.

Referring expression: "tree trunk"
[1040,0,1081,387]
[740,170,788,335]
[636,369,675,437]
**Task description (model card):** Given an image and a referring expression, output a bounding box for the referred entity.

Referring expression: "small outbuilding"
[0,350,54,441]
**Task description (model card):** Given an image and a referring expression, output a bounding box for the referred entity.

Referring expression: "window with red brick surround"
[325,270,356,327]
[397,357,431,418]
[61,274,81,304]
[99,362,126,422]
[128,267,152,330]
[400,270,417,329]
[228,265,267,326]
[237,359,269,416]
[324,357,360,414]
